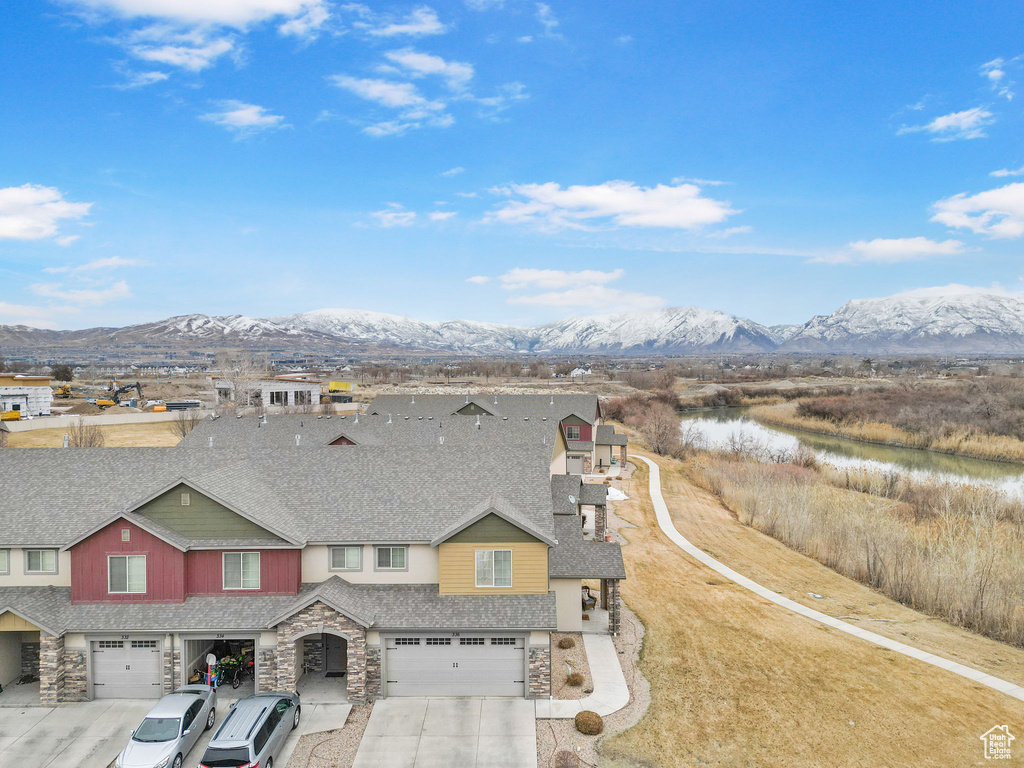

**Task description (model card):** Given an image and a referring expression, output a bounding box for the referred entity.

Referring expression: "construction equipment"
[94,381,144,408]
[55,384,72,398]
[0,410,20,421]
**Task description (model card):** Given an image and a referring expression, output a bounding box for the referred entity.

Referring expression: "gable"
[560,414,590,426]
[445,512,544,544]
[0,611,39,632]
[135,483,278,540]
[455,403,493,416]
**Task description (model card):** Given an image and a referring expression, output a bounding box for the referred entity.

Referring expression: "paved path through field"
[636,454,1024,704]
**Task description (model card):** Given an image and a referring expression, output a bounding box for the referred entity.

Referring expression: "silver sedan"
[114,684,218,768]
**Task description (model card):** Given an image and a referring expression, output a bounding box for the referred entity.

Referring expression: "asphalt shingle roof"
[368,394,601,424]
[595,425,628,446]
[548,517,626,579]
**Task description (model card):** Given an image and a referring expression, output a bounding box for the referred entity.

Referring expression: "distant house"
[0,374,53,417]
[213,375,322,409]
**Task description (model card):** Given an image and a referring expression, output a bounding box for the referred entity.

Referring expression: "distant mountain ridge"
[4,291,1024,355]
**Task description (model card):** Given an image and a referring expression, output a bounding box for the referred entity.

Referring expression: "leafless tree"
[68,418,105,447]
[216,352,268,410]
[640,402,682,456]
[169,408,203,439]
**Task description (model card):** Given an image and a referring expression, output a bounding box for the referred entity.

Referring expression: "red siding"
[186,549,301,596]
[330,436,356,445]
[71,519,186,604]
[563,423,592,441]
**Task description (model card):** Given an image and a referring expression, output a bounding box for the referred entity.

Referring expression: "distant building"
[213,375,322,409]
[0,374,53,417]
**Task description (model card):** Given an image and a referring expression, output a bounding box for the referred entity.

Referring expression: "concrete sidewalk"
[636,454,1024,704]
[535,634,630,719]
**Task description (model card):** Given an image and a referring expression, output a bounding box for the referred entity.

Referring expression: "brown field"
[5,421,181,448]
[601,451,1024,767]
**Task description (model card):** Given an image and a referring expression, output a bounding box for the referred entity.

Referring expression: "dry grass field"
[601,452,1024,767]
[5,421,181,448]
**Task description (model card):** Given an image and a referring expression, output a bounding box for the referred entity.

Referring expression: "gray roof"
[548,517,626,579]
[367,394,601,424]
[0,581,557,633]
[550,475,583,516]
[579,483,608,506]
[0,444,555,547]
[430,494,557,547]
[566,440,594,452]
[179,412,560,450]
[595,425,628,446]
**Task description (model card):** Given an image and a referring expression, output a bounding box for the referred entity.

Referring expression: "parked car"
[199,692,301,768]
[114,684,217,768]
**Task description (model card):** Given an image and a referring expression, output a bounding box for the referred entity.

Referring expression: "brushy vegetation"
[566,672,584,687]
[557,636,576,649]
[575,710,605,736]
[686,453,1024,647]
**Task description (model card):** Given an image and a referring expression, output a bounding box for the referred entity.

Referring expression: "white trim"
[374,545,408,571]
[329,545,363,572]
[222,551,261,590]
[475,549,513,588]
[0,548,8,575]
[24,548,57,575]
[107,554,147,594]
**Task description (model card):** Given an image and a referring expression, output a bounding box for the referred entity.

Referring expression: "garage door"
[567,454,586,474]
[385,634,525,697]
[91,639,162,698]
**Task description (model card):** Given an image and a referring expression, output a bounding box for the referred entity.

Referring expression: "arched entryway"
[292,628,349,703]
[275,600,368,703]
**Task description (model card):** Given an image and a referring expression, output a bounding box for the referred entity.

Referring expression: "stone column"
[365,646,382,700]
[39,632,64,704]
[620,445,627,466]
[302,637,324,673]
[257,647,277,694]
[528,644,551,699]
[64,649,88,701]
[595,504,607,540]
[608,579,621,636]
[583,455,593,474]
[21,640,40,677]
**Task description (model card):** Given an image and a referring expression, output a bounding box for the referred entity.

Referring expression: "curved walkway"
[636,455,1024,704]
[535,634,630,718]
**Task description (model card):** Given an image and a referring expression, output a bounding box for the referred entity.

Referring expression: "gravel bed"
[551,632,592,700]
[286,702,373,768]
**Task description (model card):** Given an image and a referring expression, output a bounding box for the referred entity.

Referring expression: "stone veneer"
[257,647,277,693]
[365,646,381,700]
[39,633,64,705]
[583,455,593,474]
[163,646,182,694]
[64,649,88,701]
[528,645,551,699]
[21,641,40,678]
[620,445,628,466]
[302,637,324,674]
[594,504,607,540]
[276,601,367,703]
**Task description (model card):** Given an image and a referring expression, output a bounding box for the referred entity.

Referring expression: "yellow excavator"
[55,384,72,398]
[93,381,144,408]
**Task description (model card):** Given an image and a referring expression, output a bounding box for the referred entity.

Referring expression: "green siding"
[136,483,278,539]
[455,403,493,416]
[560,415,589,426]
[447,512,542,544]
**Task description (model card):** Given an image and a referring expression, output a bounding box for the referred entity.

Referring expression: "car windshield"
[133,717,181,742]
[200,747,253,766]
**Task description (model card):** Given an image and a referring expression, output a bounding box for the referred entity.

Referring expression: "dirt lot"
[601,452,1024,767]
[6,422,181,447]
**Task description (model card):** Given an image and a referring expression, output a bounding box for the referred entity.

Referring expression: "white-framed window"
[565,425,580,440]
[108,555,147,594]
[375,546,407,571]
[330,546,362,571]
[475,550,512,588]
[25,549,57,574]
[270,391,287,406]
[0,549,9,575]
[294,391,311,406]
[223,552,260,590]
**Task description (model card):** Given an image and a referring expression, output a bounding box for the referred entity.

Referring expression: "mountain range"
[3,290,1024,356]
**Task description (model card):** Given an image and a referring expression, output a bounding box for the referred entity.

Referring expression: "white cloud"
[931,182,1024,238]
[0,301,79,328]
[819,237,965,264]
[474,81,528,118]
[455,191,478,198]
[345,4,447,37]
[123,24,237,71]
[534,3,562,39]
[981,57,1015,100]
[486,180,739,230]
[898,107,994,141]
[43,257,146,274]
[466,275,490,284]
[672,176,728,186]
[464,0,503,8]
[278,3,329,37]
[705,225,752,239]
[331,74,451,135]
[67,0,328,27]
[372,204,416,227]
[889,283,1024,300]
[54,235,81,247]
[441,166,465,177]
[991,165,1024,177]
[499,268,625,290]
[0,184,92,241]
[114,70,170,89]
[384,48,474,90]
[429,211,457,221]
[517,35,533,43]
[30,279,132,305]
[201,100,286,135]
[509,285,664,312]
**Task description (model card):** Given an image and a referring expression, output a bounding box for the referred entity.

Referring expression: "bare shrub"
[67,418,105,447]
[554,750,582,768]
[566,672,584,686]
[557,636,576,649]
[169,408,202,439]
[641,402,683,457]
[574,711,604,736]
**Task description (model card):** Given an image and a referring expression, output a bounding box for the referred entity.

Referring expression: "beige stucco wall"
[0,548,71,586]
[0,633,20,686]
[438,542,548,595]
[301,544,438,584]
[552,578,583,632]
[64,633,87,650]
[550,450,567,476]
[595,444,613,468]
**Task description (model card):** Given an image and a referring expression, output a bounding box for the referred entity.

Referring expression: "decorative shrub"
[566,672,584,687]
[574,710,604,736]
[557,636,576,649]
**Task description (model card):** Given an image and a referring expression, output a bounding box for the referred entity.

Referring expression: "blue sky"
[4,0,1024,330]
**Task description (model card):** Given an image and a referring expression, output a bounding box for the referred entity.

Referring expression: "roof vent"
[476,415,481,429]
[63,434,69,448]
[354,413,359,423]
[411,395,415,404]
[404,416,410,420]
[326,415,332,419]
[542,417,547,421]
[235,414,241,419]
[387,414,392,424]
[317,415,323,420]
[418,416,423,420]
[493,395,498,405]
[439,435,445,445]
[295,434,301,446]
[524,417,529,421]
[428,416,433,421]
[550,396,554,405]
[502,416,508,420]
[465,394,470,404]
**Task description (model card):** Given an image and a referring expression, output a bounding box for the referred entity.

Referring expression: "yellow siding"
[0,612,39,632]
[438,542,549,595]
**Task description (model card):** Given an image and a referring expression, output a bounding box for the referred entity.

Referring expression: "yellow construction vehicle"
[55,384,72,398]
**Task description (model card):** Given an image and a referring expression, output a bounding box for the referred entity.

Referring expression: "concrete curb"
[635,454,1024,704]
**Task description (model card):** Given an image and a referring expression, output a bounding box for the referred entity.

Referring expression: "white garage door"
[567,454,586,474]
[385,634,525,697]
[91,639,162,699]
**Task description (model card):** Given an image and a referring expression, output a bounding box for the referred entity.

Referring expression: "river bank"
[750,402,1024,465]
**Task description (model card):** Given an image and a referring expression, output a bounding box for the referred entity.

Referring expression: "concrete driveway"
[0,699,347,768]
[353,699,537,768]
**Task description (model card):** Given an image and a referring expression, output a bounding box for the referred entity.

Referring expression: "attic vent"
[181,492,191,506]
[428,416,434,421]
[524,417,529,421]
[475,415,481,429]
[465,394,470,403]
[122,528,131,542]
[326,415,332,419]
[493,395,498,405]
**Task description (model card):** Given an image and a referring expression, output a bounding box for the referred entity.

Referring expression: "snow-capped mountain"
[780,290,1024,353]
[7,289,1024,355]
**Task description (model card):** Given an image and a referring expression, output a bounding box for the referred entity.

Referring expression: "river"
[679,407,1024,494]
